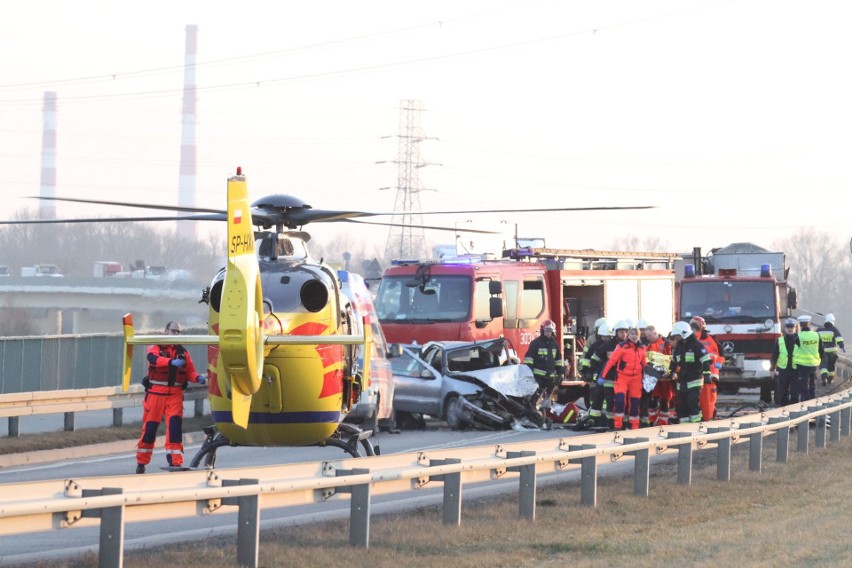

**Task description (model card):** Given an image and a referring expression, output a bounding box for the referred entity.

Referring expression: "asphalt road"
[0,422,597,565]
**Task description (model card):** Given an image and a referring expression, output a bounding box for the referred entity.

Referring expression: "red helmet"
[690,316,706,330]
[542,319,557,333]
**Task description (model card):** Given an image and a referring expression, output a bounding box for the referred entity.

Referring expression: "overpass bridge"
[0,277,209,335]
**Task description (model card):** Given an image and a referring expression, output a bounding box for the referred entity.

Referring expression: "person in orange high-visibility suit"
[135,321,206,474]
[645,325,674,425]
[601,326,647,430]
[691,316,722,421]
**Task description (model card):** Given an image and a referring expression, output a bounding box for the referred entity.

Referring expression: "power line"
[0,0,734,106]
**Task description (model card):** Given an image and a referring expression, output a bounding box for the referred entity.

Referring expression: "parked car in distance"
[339,270,395,434]
[390,337,544,430]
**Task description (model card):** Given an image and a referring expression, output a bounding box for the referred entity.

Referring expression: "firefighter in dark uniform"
[669,321,712,423]
[581,321,612,429]
[524,319,564,412]
[577,317,608,382]
[817,313,845,386]
[135,321,207,473]
[592,320,629,428]
[771,317,799,404]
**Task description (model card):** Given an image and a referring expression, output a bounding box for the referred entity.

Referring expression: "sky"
[2,0,852,261]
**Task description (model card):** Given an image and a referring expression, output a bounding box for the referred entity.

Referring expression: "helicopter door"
[250,364,284,413]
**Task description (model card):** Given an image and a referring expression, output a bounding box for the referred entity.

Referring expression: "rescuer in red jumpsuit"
[135,321,206,474]
[691,316,722,421]
[601,326,647,430]
[645,325,674,425]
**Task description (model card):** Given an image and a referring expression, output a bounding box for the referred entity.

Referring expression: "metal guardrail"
[0,384,208,437]
[1,389,851,567]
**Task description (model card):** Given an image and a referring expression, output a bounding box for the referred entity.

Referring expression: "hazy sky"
[2,0,851,259]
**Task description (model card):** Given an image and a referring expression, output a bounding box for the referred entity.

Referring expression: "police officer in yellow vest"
[792,314,823,401]
[770,318,799,404]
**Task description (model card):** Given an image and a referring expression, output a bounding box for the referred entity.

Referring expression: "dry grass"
[39,430,852,568]
[0,416,212,455]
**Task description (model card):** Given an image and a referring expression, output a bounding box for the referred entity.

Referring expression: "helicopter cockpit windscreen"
[256,233,309,261]
[376,275,471,323]
[679,280,776,323]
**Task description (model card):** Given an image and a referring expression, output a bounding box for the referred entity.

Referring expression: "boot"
[136,464,146,474]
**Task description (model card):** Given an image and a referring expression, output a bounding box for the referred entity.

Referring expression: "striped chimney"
[39,91,58,219]
[177,24,198,239]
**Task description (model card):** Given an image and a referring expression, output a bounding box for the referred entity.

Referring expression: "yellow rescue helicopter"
[8,168,654,467]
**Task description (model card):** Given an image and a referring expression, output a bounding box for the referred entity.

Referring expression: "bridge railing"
[0,333,207,393]
[0,390,850,568]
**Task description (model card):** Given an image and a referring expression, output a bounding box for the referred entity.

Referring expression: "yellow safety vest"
[793,330,820,367]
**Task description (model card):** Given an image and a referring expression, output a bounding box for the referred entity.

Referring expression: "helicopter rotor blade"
[29,195,225,214]
[0,214,226,225]
[340,218,499,234]
[376,205,656,216]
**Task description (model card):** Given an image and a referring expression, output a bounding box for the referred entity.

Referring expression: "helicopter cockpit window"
[375,275,472,323]
[256,234,308,260]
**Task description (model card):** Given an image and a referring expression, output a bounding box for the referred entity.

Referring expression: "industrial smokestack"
[39,91,58,219]
[177,24,198,239]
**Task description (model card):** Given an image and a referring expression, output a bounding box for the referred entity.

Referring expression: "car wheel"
[444,395,466,430]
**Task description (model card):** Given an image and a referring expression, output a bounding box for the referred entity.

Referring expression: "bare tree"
[610,235,674,253]
[773,228,852,325]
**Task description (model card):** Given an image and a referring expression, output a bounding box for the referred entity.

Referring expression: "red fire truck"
[375,248,679,400]
[675,242,797,403]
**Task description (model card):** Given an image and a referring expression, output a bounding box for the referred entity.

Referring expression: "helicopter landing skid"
[323,422,376,458]
[189,426,231,469]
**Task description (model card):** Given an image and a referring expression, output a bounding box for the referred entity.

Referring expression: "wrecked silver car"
[390,338,545,430]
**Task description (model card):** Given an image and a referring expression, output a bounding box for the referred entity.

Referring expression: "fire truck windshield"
[680,280,776,323]
[376,275,472,323]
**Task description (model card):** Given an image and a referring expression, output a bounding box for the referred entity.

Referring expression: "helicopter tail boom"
[217,171,265,429]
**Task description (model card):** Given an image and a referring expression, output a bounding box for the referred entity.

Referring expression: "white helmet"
[826,313,836,324]
[597,322,613,337]
[671,321,693,339]
[594,317,607,331]
[636,318,648,330]
[614,319,630,331]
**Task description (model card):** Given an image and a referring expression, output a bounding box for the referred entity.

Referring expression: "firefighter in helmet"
[817,313,845,386]
[524,319,564,411]
[584,321,613,428]
[592,320,630,428]
[644,324,674,425]
[690,316,722,420]
[578,317,608,384]
[669,321,712,423]
[136,321,207,474]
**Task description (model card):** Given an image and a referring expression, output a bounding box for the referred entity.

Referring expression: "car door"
[390,346,443,416]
